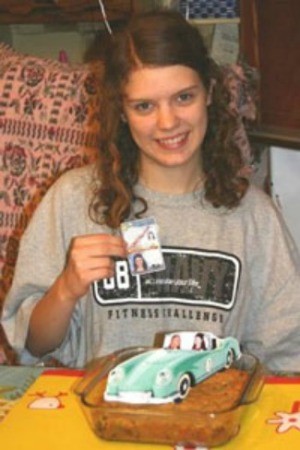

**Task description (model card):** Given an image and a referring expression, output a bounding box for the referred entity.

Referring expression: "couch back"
[0,43,103,363]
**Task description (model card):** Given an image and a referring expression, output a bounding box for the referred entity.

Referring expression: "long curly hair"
[90,10,248,229]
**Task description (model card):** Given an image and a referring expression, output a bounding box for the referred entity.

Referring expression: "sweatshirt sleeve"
[1,168,89,367]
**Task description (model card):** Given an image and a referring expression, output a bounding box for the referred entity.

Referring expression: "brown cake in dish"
[88,367,250,446]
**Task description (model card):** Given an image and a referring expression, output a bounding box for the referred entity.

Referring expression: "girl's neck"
[139,166,204,194]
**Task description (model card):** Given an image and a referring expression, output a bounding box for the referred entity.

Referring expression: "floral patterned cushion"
[0,43,102,319]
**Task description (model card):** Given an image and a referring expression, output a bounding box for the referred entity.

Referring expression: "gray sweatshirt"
[2,165,300,370]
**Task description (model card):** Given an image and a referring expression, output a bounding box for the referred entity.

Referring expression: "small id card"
[120,217,165,276]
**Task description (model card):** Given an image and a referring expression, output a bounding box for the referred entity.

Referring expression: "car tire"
[225,349,234,368]
[176,374,191,402]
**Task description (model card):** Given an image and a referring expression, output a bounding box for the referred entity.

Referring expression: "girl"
[2,11,300,370]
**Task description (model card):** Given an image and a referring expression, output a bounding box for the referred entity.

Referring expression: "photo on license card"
[120,217,165,276]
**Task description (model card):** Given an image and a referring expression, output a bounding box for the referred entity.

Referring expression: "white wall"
[270,146,300,251]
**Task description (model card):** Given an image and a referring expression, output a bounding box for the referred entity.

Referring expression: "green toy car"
[104,331,241,404]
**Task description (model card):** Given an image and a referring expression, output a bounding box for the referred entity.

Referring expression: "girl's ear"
[206,79,216,106]
[120,112,127,123]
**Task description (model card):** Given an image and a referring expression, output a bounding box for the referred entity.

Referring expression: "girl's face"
[122,65,210,178]
[170,335,181,349]
[135,256,145,271]
[194,336,202,348]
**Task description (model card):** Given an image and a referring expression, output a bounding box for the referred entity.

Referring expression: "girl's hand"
[58,234,127,303]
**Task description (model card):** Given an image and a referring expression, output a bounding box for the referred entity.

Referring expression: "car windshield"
[164,331,221,352]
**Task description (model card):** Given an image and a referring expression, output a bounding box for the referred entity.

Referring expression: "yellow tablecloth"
[1,369,299,450]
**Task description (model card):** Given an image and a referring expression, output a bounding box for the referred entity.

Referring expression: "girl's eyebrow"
[176,84,201,93]
[123,84,201,103]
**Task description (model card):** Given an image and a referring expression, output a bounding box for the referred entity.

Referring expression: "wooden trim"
[240,0,300,132]
[190,18,240,25]
[0,0,134,24]
[239,0,260,68]
[249,126,300,150]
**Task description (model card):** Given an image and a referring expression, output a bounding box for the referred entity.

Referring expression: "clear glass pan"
[74,347,264,447]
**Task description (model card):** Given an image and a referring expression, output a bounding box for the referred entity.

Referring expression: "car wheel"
[225,349,234,368]
[176,374,191,402]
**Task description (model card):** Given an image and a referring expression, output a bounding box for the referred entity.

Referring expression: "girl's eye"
[133,102,153,113]
[177,92,194,103]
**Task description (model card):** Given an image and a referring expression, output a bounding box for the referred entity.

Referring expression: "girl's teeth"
[159,134,185,145]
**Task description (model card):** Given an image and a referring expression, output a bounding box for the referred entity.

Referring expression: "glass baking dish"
[73,346,264,447]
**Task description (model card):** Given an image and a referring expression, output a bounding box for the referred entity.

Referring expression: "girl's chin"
[153,154,196,168]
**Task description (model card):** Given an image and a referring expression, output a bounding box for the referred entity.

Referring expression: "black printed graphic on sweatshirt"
[92,247,241,310]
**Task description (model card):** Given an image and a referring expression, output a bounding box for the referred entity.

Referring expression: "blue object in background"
[179,0,239,19]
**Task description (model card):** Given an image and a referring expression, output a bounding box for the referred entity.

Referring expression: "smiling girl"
[2,10,300,371]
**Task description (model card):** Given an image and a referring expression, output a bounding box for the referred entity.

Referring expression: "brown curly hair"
[90,10,248,229]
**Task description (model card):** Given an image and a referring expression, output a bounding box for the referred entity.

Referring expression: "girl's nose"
[156,104,179,130]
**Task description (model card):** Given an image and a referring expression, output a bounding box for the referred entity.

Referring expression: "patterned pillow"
[0,43,103,311]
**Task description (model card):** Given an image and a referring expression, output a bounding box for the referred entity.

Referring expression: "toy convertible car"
[104,331,241,404]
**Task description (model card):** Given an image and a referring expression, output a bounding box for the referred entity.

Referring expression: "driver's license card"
[120,217,165,276]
